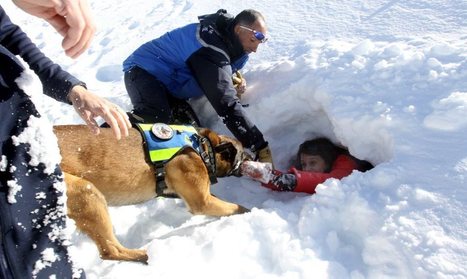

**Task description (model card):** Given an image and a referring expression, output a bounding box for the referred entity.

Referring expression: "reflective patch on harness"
[135,123,201,163]
[151,123,174,140]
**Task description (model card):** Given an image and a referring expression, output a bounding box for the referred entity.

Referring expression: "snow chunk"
[11,116,61,174]
[423,91,467,131]
[454,158,467,173]
[429,44,460,57]
[0,155,7,171]
[32,248,59,278]
[7,179,22,203]
[351,39,375,56]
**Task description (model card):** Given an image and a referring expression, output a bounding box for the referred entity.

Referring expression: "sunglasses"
[239,25,268,43]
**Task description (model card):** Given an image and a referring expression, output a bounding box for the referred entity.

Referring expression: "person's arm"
[0,6,130,139]
[0,6,82,103]
[67,86,131,140]
[187,47,268,152]
[292,155,358,193]
[247,154,358,194]
[261,170,297,192]
[12,0,95,58]
[240,161,296,191]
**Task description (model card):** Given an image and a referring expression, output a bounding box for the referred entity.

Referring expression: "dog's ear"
[198,128,221,146]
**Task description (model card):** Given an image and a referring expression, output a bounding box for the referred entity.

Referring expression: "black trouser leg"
[124,66,172,123]
[0,89,85,279]
[124,66,200,126]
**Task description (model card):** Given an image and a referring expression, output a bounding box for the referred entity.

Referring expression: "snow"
[33,248,59,278]
[2,0,466,278]
[0,155,7,171]
[6,178,21,204]
[11,115,62,175]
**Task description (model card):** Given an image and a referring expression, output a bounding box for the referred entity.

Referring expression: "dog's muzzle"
[214,141,251,177]
[229,160,243,177]
[228,149,252,177]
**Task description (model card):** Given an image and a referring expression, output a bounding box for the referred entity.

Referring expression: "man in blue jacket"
[123,9,274,164]
[0,2,131,278]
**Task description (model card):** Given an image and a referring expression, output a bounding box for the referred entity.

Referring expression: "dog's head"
[198,128,252,177]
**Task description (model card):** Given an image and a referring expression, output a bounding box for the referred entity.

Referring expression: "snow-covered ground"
[3,0,466,278]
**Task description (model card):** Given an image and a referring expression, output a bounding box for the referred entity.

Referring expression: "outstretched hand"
[240,161,274,183]
[13,0,96,58]
[68,85,132,140]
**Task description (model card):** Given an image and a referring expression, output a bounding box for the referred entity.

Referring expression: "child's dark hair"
[296,137,374,173]
[296,137,348,172]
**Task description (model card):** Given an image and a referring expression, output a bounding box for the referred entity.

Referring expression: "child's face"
[300,154,327,172]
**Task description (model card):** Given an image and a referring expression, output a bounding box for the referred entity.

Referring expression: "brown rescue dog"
[54,125,249,263]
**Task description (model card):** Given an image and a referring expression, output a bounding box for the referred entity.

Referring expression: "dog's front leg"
[165,154,249,216]
[197,195,250,216]
[65,173,148,263]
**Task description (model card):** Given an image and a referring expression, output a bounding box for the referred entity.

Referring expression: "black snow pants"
[0,79,85,278]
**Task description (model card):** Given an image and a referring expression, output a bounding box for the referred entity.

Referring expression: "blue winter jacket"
[123,10,267,151]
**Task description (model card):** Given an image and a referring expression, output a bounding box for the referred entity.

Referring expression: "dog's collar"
[196,135,218,185]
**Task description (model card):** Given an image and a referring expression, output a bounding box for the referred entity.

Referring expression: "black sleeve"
[0,6,84,103]
[187,47,267,151]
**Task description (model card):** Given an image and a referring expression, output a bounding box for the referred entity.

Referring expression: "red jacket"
[263,154,359,194]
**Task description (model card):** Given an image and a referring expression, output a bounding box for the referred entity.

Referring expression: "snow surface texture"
[2,0,466,278]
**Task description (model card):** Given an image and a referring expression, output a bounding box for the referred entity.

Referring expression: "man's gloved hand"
[232,71,246,98]
[256,145,274,167]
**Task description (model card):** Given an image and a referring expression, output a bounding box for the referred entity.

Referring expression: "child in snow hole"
[241,137,373,194]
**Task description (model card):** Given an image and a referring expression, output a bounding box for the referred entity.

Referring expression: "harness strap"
[198,135,218,185]
[134,123,218,198]
[154,142,217,198]
[154,146,193,198]
[154,163,169,196]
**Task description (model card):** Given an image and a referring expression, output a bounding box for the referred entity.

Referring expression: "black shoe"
[172,105,201,127]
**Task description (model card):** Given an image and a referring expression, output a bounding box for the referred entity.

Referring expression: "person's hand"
[12,0,96,58]
[232,71,246,98]
[241,161,297,192]
[68,85,131,140]
[256,145,274,167]
[263,172,297,192]
[240,160,273,183]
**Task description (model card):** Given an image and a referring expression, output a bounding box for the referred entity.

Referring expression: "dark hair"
[234,9,265,26]
[296,138,347,172]
[296,137,374,173]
